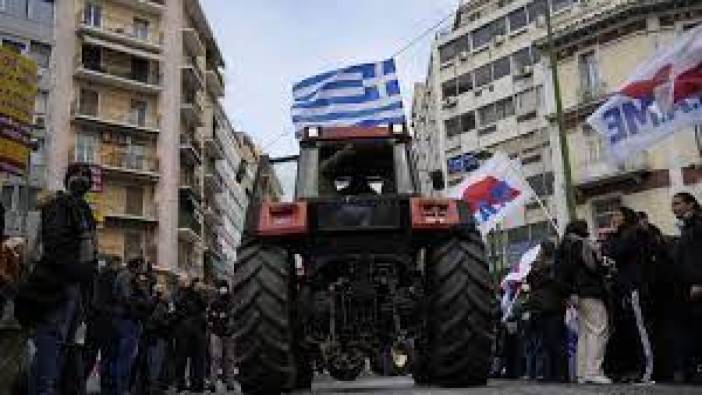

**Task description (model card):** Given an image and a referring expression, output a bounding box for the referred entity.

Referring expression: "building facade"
[543,0,702,237]
[19,0,266,282]
[422,0,557,272]
[0,0,54,237]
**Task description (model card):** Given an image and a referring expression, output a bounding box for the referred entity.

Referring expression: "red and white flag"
[588,25,702,163]
[449,152,534,236]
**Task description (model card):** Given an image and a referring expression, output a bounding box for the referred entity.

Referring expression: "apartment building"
[411,81,443,196]
[0,0,54,236]
[541,0,702,237]
[38,0,253,282]
[424,0,557,270]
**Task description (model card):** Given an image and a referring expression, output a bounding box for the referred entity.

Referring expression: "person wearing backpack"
[14,163,98,395]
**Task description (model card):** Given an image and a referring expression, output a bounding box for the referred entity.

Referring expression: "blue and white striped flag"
[292,59,405,133]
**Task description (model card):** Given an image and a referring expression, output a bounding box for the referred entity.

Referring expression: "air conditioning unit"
[494,35,505,46]
[459,51,470,61]
[34,116,46,129]
[514,65,533,77]
[536,15,546,28]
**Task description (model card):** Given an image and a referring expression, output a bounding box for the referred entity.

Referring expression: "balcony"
[110,0,165,15]
[181,90,204,127]
[204,205,223,227]
[72,101,160,136]
[204,134,224,160]
[182,27,205,56]
[100,151,160,181]
[77,12,163,53]
[104,203,158,225]
[179,133,202,164]
[178,212,202,243]
[574,151,651,190]
[75,56,162,95]
[182,56,205,90]
[180,172,202,202]
[206,67,225,98]
[204,166,224,194]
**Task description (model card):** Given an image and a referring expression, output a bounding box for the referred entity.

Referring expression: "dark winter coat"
[603,227,648,293]
[14,192,97,327]
[144,298,172,340]
[675,213,702,287]
[556,235,608,300]
[174,286,207,329]
[113,269,154,321]
[207,293,234,337]
[526,261,566,315]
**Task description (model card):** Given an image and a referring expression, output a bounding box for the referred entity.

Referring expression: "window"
[124,231,143,261]
[457,73,473,94]
[478,103,497,126]
[133,18,149,41]
[131,57,149,82]
[445,117,461,138]
[79,88,99,116]
[551,0,573,12]
[512,47,533,70]
[2,38,26,54]
[0,0,7,13]
[442,79,457,99]
[474,63,492,87]
[583,124,605,163]
[126,144,145,170]
[84,3,102,27]
[82,44,102,71]
[28,0,54,24]
[76,134,99,164]
[579,51,599,94]
[593,197,622,234]
[527,172,554,196]
[493,56,511,80]
[527,0,547,22]
[492,17,507,37]
[495,97,515,119]
[516,87,538,114]
[125,187,144,216]
[460,111,476,132]
[130,99,147,126]
[508,8,528,32]
[29,41,51,68]
[35,91,48,114]
[472,23,492,49]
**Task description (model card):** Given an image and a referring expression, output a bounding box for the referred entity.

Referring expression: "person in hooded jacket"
[207,280,237,392]
[671,192,702,383]
[557,220,612,385]
[603,206,654,384]
[15,163,98,395]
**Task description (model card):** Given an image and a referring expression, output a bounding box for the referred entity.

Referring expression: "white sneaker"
[583,375,613,385]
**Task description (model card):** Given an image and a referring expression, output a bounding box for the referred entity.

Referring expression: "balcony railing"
[101,151,159,174]
[75,55,162,91]
[73,101,160,132]
[179,213,202,237]
[577,80,609,103]
[104,202,158,222]
[180,172,201,190]
[575,150,650,186]
[77,11,163,49]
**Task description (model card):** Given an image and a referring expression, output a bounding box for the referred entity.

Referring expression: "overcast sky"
[202,0,459,158]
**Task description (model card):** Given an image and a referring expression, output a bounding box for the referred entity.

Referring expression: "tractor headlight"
[391,123,406,135]
[307,126,320,138]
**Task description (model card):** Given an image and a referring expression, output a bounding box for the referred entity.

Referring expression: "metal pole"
[545,4,577,222]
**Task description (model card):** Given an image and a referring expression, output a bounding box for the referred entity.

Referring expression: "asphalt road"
[296,375,702,395]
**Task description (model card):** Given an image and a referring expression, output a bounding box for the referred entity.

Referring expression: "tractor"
[231,125,494,394]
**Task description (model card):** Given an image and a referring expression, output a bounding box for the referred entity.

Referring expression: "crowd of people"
[0,164,238,394]
[494,192,702,386]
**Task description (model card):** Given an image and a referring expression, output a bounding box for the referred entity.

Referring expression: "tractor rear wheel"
[417,228,493,387]
[232,239,297,394]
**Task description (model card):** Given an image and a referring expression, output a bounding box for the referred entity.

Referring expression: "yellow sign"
[86,192,105,223]
[0,46,37,124]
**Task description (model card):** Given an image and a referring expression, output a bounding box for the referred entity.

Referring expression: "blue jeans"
[112,318,142,394]
[29,285,81,395]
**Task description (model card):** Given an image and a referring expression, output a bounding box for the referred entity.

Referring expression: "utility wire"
[261,7,457,152]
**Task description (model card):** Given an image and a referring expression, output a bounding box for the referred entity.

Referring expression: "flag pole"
[504,158,560,236]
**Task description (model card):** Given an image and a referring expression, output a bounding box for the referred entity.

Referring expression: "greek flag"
[292,59,405,132]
